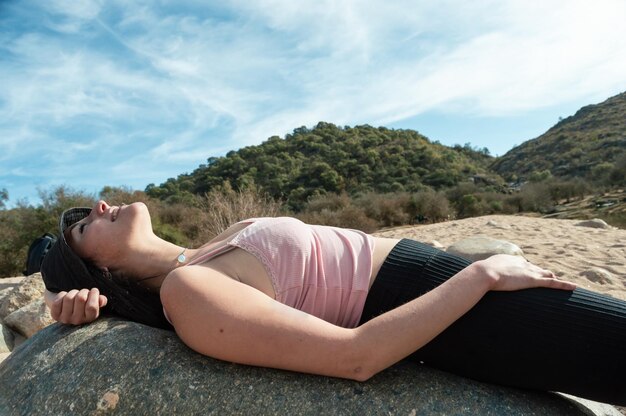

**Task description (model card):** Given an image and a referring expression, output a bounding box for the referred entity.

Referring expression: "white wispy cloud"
[1,0,625,205]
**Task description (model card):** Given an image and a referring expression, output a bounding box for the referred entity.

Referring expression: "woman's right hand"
[44,288,108,325]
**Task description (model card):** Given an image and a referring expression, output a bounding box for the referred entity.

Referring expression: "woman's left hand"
[474,254,577,292]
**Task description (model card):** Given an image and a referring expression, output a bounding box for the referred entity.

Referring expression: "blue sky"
[1,0,625,207]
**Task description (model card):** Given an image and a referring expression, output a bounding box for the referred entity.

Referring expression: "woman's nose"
[94,200,110,215]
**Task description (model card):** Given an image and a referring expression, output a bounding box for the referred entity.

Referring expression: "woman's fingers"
[71,288,90,324]
[84,288,101,321]
[46,288,106,325]
[540,268,556,278]
[47,290,67,321]
[536,274,577,290]
[60,289,79,324]
[536,268,575,290]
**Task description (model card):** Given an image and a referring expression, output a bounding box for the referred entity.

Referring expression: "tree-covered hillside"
[491,91,626,183]
[146,122,496,210]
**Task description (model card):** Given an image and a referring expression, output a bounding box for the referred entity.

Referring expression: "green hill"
[146,122,497,210]
[491,91,626,182]
[147,92,626,213]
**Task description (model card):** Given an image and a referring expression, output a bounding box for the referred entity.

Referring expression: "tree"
[0,188,7,209]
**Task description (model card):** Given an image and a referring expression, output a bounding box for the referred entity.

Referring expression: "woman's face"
[65,200,152,269]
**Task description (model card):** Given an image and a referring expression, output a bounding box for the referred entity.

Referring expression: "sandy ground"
[374,214,626,301]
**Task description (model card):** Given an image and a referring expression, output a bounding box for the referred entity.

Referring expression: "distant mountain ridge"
[491,91,626,181]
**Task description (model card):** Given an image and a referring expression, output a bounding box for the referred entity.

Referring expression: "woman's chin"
[133,202,154,229]
[127,201,148,215]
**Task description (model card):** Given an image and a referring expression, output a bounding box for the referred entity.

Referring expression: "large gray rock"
[0,318,616,416]
[447,236,524,261]
[576,219,612,229]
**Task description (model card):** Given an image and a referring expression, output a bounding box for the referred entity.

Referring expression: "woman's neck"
[122,235,201,291]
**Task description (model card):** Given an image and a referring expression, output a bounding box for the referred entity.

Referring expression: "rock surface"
[0,273,45,320]
[0,318,616,416]
[3,300,55,338]
[581,268,615,285]
[0,277,25,291]
[486,219,512,230]
[575,219,612,229]
[446,236,525,261]
[0,324,13,353]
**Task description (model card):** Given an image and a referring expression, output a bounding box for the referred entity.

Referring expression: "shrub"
[590,162,614,185]
[456,194,483,218]
[354,192,411,227]
[296,206,379,233]
[191,183,285,245]
[303,193,352,213]
[407,190,453,222]
[609,154,626,187]
[545,178,591,203]
[517,182,554,213]
[528,169,553,183]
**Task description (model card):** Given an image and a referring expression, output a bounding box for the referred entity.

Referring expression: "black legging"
[359,239,626,405]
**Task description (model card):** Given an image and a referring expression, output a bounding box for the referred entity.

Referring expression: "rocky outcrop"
[0,275,47,363]
[446,236,524,261]
[0,324,13,353]
[0,318,618,416]
[3,299,54,338]
[0,274,45,319]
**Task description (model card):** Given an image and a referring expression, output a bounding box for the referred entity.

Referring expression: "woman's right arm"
[44,288,108,325]
[160,255,575,381]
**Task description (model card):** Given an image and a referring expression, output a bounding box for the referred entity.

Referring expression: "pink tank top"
[185,217,375,328]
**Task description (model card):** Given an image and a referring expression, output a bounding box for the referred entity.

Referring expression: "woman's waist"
[369,237,403,289]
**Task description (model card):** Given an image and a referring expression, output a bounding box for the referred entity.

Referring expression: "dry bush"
[354,192,411,227]
[156,201,204,229]
[303,192,352,213]
[545,178,591,203]
[296,205,379,233]
[150,201,205,246]
[516,183,554,213]
[299,192,379,232]
[191,183,284,245]
[455,194,484,218]
[482,192,518,214]
[408,190,453,222]
[445,182,481,203]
